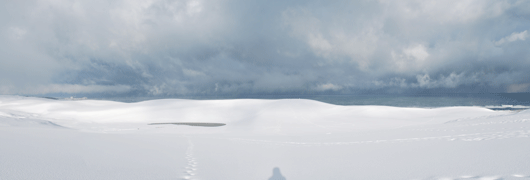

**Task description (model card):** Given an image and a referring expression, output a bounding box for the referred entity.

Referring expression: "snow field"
[1,95,529,180]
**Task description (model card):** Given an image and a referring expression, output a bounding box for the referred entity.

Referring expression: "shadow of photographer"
[268,167,286,180]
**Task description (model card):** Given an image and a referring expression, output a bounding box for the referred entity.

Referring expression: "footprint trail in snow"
[182,137,198,180]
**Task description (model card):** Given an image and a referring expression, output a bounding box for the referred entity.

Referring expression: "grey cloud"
[20,84,131,95]
[1,0,530,96]
[507,83,530,93]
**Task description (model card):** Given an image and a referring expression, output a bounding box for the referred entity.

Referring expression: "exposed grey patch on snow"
[149,122,226,127]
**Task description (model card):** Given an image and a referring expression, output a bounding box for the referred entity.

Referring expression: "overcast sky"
[1,0,530,96]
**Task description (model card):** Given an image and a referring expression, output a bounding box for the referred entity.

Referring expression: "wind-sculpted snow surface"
[0,95,529,180]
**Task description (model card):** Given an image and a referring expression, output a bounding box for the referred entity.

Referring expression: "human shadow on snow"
[268,167,286,180]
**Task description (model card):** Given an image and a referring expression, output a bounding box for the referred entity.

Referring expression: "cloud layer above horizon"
[2,0,530,96]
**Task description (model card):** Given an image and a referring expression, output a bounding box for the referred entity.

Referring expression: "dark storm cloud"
[1,0,530,95]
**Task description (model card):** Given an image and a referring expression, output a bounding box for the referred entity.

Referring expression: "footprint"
[181,138,198,180]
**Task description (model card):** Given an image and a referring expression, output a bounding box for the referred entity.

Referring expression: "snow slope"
[1,95,529,180]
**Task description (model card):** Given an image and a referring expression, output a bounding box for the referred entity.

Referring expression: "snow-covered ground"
[1,95,529,180]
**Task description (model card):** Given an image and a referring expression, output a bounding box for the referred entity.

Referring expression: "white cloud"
[403,45,429,61]
[414,72,464,88]
[391,44,430,73]
[416,74,432,88]
[147,84,165,95]
[495,30,528,45]
[283,7,381,67]
[307,33,333,56]
[315,83,343,91]
[372,78,408,88]
[185,0,203,16]
[380,0,510,23]
[9,27,27,39]
[182,68,205,77]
